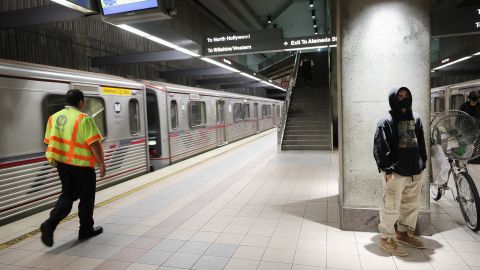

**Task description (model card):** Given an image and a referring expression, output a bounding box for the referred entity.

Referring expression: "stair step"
[284,130,330,135]
[286,121,330,124]
[284,134,330,138]
[285,125,330,128]
[283,140,330,146]
[282,145,332,150]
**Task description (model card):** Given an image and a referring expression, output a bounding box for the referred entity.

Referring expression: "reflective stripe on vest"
[46,112,96,167]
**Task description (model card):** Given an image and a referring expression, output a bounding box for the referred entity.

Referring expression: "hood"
[389,86,412,113]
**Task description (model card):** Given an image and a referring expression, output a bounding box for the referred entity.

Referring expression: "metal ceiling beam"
[271,0,293,21]
[220,82,268,89]
[159,67,235,78]
[92,50,192,66]
[221,0,258,30]
[237,0,265,28]
[0,4,84,30]
[196,77,255,85]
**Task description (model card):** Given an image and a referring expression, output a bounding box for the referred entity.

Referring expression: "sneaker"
[379,237,408,256]
[40,222,54,247]
[78,226,103,240]
[396,230,426,249]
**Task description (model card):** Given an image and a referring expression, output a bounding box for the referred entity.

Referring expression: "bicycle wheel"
[430,185,443,201]
[455,172,480,231]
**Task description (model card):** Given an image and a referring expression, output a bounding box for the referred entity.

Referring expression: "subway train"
[0,59,283,225]
[431,79,480,117]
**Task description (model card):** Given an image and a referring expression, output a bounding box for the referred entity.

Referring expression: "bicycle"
[430,110,480,232]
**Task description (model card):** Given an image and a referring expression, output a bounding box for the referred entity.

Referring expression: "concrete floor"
[0,132,480,270]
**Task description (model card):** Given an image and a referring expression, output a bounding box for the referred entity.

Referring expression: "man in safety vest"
[40,89,106,247]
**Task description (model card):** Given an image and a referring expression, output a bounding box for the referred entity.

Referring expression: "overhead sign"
[206,29,282,45]
[432,5,480,37]
[203,31,337,57]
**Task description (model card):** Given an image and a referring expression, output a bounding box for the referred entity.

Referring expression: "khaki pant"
[378,172,423,239]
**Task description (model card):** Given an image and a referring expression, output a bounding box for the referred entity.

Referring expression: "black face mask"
[471,96,479,102]
[398,97,412,110]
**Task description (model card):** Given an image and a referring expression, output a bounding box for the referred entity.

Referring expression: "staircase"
[281,52,332,150]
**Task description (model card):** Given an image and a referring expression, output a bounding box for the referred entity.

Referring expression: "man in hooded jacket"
[373,87,427,256]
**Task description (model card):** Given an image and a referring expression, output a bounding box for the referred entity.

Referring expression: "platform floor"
[1,132,480,270]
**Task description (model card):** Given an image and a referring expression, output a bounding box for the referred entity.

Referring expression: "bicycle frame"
[436,159,469,197]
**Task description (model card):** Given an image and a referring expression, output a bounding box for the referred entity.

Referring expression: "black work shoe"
[40,222,54,247]
[78,226,103,240]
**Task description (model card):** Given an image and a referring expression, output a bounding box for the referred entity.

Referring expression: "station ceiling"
[0,0,479,91]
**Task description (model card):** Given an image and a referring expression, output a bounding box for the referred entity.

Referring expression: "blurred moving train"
[0,59,283,225]
[431,79,480,117]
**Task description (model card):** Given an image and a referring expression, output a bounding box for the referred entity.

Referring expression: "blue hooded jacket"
[373,87,427,176]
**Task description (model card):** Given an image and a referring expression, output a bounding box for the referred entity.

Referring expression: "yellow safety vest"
[44,107,103,167]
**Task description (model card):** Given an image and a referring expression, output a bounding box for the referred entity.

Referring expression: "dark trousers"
[45,162,96,232]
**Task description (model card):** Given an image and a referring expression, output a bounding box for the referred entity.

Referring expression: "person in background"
[373,87,427,256]
[299,55,314,87]
[460,91,480,164]
[460,91,480,120]
[40,89,106,247]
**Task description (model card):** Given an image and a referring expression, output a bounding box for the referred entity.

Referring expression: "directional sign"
[203,34,337,57]
[432,5,480,37]
[205,29,282,45]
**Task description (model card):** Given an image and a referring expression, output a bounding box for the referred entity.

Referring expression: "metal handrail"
[278,51,301,151]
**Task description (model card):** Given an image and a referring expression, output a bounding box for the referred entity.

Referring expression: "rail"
[278,51,301,151]
[258,52,295,72]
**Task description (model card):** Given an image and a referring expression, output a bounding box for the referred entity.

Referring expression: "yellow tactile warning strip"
[0,129,277,251]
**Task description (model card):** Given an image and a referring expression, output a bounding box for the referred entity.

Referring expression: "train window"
[233,103,243,122]
[450,94,464,110]
[243,104,250,119]
[171,101,178,129]
[277,105,280,117]
[434,97,445,112]
[253,103,258,118]
[189,101,206,127]
[129,99,140,135]
[43,95,106,136]
[86,97,106,136]
[261,105,267,118]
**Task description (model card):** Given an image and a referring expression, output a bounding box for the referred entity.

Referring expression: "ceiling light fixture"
[201,58,240,72]
[313,20,317,27]
[267,15,272,24]
[474,52,480,56]
[116,24,200,57]
[240,72,261,81]
[50,0,94,13]
[432,56,473,70]
[312,10,315,19]
[314,27,318,35]
[309,0,314,8]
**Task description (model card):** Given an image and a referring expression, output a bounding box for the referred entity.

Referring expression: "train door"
[216,100,226,145]
[254,102,259,133]
[146,90,161,171]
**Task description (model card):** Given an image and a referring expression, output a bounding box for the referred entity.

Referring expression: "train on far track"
[431,79,480,118]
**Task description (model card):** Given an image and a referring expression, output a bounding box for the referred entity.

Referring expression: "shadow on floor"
[282,195,443,258]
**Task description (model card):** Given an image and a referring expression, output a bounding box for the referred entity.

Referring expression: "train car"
[0,59,283,224]
[431,79,480,118]
[142,81,283,170]
[0,59,149,225]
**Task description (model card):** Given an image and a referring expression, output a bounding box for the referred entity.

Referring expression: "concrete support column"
[337,0,431,234]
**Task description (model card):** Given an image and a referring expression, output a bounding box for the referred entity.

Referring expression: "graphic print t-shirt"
[396,119,424,176]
